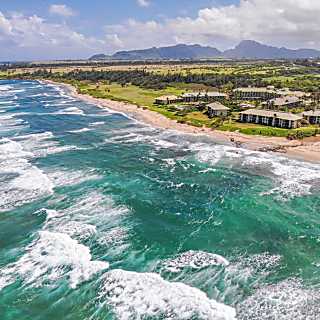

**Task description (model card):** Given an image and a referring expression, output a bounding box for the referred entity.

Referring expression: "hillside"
[90,41,320,61]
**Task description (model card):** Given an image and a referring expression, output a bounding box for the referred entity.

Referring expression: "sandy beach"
[44,80,320,163]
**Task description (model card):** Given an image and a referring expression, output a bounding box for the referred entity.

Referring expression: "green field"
[75,82,184,107]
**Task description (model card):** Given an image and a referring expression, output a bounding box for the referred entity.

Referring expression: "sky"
[0,0,320,60]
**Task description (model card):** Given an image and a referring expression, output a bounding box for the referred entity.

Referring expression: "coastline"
[43,79,320,163]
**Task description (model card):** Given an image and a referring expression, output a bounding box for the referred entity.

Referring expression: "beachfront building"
[240,103,256,110]
[181,92,199,103]
[302,110,320,124]
[266,96,302,110]
[233,87,279,101]
[240,109,302,129]
[181,92,227,103]
[207,102,230,118]
[155,95,182,105]
[277,88,309,99]
[205,92,228,102]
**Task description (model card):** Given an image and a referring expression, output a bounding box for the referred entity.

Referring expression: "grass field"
[75,82,184,107]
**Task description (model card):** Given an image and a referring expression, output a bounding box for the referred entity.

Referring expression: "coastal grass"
[219,122,319,137]
[75,82,184,107]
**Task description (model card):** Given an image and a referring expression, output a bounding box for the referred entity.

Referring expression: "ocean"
[0,80,320,319]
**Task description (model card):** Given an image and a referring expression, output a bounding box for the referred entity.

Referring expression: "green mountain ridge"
[90,41,320,61]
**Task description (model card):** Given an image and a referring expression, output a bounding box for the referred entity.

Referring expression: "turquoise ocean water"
[0,80,320,319]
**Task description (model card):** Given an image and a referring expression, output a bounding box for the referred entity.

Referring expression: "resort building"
[155,95,182,105]
[181,92,227,103]
[233,87,279,101]
[240,103,256,109]
[205,92,228,102]
[207,102,230,118]
[239,109,302,129]
[266,96,302,110]
[302,110,320,124]
[277,88,309,99]
[181,92,199,103]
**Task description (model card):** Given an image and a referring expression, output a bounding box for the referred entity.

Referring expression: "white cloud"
[1,0,320,60]
[0,11,105,60]
[49,4,75,17]
[137,0,150,8]
[104,0,320,51]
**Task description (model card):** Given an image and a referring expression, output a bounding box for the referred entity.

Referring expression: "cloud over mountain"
[1,0,320,60]
[104,0,320,51]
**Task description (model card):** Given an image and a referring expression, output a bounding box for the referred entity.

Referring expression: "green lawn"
[219,121,319,137]
[75,82,184,107]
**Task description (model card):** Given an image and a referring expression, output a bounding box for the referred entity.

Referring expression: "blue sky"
[0,0,319,60]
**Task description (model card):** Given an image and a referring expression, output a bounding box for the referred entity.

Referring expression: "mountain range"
[89,40,320,61]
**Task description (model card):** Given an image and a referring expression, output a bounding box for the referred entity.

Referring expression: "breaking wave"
[97,269,236,320]
[0,231,108,290]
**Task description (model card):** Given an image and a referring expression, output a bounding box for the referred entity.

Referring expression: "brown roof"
[240,109,303,121]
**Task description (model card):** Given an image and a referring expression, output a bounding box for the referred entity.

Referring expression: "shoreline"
[43,79,320,163]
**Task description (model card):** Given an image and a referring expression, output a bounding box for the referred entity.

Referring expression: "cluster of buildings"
[234,86,318,129]
[155,91,227,105]
[155,91,230,118]
[155,86,320,129]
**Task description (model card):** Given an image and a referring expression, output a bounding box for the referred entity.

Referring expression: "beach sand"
[44,80,320,163]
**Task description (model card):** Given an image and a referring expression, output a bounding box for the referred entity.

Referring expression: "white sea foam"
[217,252,282,304]
[98,269,236,320]
[89,121,105,127]
[164,250,229,273]
[61,192,130,231]
[40,192,130,244]
[189,142,320,199]
[0,100,14,105]
[237,279,320,320]
[0,138,53,211]
[55,106,84,115]
[13,131,80,157]
[0,231,108,290]
[97,227,128,247]
[226,252,281,284]
[68,127,91,133]
[47,169,101,187]
[52,221,97,241]
[0,85,13,91]
[240,152,320,199]
[0,114,27,132]
[108,127,182,150]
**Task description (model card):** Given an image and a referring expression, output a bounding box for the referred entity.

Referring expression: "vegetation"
[3,59,320,138]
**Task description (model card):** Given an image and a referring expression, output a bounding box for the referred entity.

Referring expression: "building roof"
[240,103,255,109]
[269,96,301,106]
[303,110,320,117]
[240,109,303,121]
[206,92,228,97]
[181,92,200,97]
[276,89,308,98]
[233,87,277,93]
[207,102,230,111]
[181,92,227,98]
[155,95,180,101]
